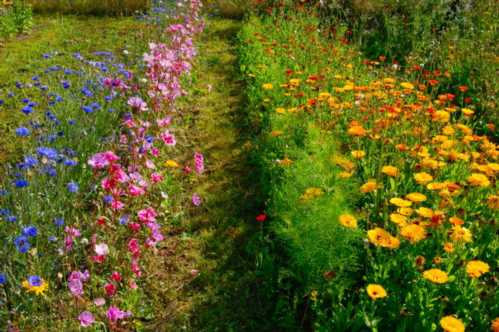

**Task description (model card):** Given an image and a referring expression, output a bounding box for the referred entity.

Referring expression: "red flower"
[111,272,122,283]
[104,283,117,297]
[256,213,267,222]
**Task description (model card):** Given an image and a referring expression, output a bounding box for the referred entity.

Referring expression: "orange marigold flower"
[339,214,358,229]
[406,192,427,203]
[467,173,490,187]
[390,213,407,226]
[465,260,490,278]
[348,125,367,137]
[367,227,400,249]
[400,224,427,243]
[360,180,378,193]
[390,197,412,208]
[491,317,499,332]
[366,284,387,300]
[382,165,399,177]
[440,315,465,332]
[351,150,366,159]
[423,268,449,284]
[488,195,499,209]
[414,172,433,184]
[443,242,454,253]
[450,225,472,243]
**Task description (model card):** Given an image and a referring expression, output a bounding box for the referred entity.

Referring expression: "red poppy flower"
[256,213,267,222]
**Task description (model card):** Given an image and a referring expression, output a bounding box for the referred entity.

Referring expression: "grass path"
[147,17,277,331]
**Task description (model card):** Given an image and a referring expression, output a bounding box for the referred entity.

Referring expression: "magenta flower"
[88,151,119,169]
[192,193,202,206]
[138,207,157,223]
[78,311,95,327]
[160,130,176,146]
[106,305,131,322]
[194,152,204,174]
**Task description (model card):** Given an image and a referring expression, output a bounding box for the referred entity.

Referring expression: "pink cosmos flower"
[88,151,119,169]
[138,207,157,223]
[192,193,202,206]
[95,243,109,256]
[106,306,131,322]
[78,311,94,327]
[127,96,148,112]
[194,152,204,174]
[160,130,176,146]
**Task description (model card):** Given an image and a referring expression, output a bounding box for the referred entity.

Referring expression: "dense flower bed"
[239,10,497,332]
[0,0,204,329]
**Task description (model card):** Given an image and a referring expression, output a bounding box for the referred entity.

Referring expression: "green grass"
[28,0,149,15]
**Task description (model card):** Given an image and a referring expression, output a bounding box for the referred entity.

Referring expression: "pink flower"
[128,238,141,257]
[127,96,148,112]
[68,279,83,297]
[94,297,106,306]
[129,184,145,196]
[106,306,131,322]
[78,311,94,327]
[151,172,163,184]
[138,207,157,223]
[88,151,119,169]
[194,152,204,174]
[111,271,122,282]
[160,130,176,146]
[192,193,202,206]
[157,116,172,127]
[95,243,109,256]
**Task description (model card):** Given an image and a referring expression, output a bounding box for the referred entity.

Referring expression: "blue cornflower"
[0,189,7,196]
[32,76,39,81]
[64,159,77,167]
[23,155,38,168]
[28,275,42,286]
[42,53,51,59]
[28,101,37,107]
[8,92,14,98]
[0,99,4,106]
[82,105,93,113]
[90,102,101,110]
[22,226,38,237]
[15,82,23,89]
[15,127,30,137]
[67,182,79,193]
[54,217,64,227]
[0,208,10,216]
[62,81,70,89]
[43,166,57,177]
[48,236,57,242]
[40,85,48,91]
[22,98,30,104]
[6,215,17,223]
[105,95,113,102]
[108,108,115,113]
[119,215,129,225]
[37,147,58,160]
[14,179,29,188]
[14,235,31,253]
[22,106,34,115]
[103,195,113,204]
[0,273,7,285]
[81,86,93,97]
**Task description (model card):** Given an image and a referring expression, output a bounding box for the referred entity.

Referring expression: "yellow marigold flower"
[348,125,367,137]
[421,158,441,170]
[398,207,414,216]
[262,83,273,90]
[467,173,490,187]
[318,92,331,101]
[465,260,490,278]
[366,284,387,300]
[461,108,474,116]
[289,78,300,87]
[400,224,427,243]
[442,125,455,136]
[416,207,434,218]
[339,214,358,229]
[333,156,355,171]
[491,317,499,332]
[360,180,378,193]
[390,213,407,226]
[423,268,449,284]
[488,195,499,209]
[382,165,399,177]
[450,225,472,243]
[165,160,179,168]
[414,172,433,184]
[435,110,450,122]
[440,315,465,332]
[275,107,286,114]
[367,227,400,249]
[338,171,353,179]
[390,197,412,208]
[427,182,446,190]
[443,242,454,253]
[400,82,414,90]
[351,150,366,159]
[406,192,427,203]
[22,278,49,296]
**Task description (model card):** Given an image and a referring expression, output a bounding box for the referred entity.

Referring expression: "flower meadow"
[0,0,205,329]
[238,5,498,332]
